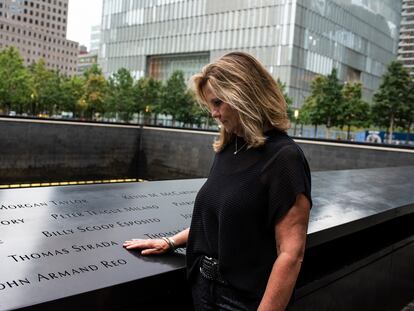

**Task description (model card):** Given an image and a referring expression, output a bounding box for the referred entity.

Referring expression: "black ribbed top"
[186,129,312,298]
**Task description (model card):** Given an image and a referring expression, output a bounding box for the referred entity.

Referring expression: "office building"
[399,0,414,76]
[0,0,78,75]
[76,25,100,76]
[77,48,98,76]
[90,24,100,54]
[100,0,401,106]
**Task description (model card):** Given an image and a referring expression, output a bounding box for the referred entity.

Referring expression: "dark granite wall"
[1,118,413,183]
[140,128,414,180]
[0,119,141,183]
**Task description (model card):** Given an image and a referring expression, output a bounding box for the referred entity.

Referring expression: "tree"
[276,78,294,120]
[160,71,188,126]
[372,60,411,143]
[83,63,103,78]
[397,80,414,143]
[28,59,57,115]
[302,69,343,137]
[134,77,162,124]
[82,64,107,118]
[0,47,32,114]
[175,90,205,127]
[340,82,370,139]
[301,75,328,136]
[321,68,343,129]
[107,68,135,121]
[60,75,84,115]
[42,70,65,115]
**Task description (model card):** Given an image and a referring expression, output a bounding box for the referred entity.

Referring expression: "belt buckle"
[200,256,226,284]
[204,256,217,266]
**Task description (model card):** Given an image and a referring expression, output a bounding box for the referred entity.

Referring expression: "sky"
[66,0,103,51]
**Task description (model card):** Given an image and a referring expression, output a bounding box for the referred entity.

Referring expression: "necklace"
[234,138,248,155]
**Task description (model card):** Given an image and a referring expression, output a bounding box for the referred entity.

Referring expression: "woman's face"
[203,84,243,136]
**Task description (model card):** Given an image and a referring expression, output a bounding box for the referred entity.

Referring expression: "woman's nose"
[211,108,220,118]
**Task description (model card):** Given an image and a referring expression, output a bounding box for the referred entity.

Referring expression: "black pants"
[191,272,261,311]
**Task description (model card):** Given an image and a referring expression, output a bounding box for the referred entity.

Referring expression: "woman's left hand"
[123,238,171,255]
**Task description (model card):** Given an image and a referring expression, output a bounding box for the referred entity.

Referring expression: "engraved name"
[172,201,195,207]
[0,278,31,290]
[0,219,24,226]
[180,213,192,220]
[0,258,127,291]
[42,218,161,238]
[122,190,197,200]
[50,205,159,220]
[0,199,88,210]
[7,241,119,263]
[143,228,187,239]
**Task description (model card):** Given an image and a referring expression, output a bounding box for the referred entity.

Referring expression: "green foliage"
[372,61,412,142]
[160,71,188,124]
[340,81,370,138]
[134,77,162,114]
[300,69,379,138]
[397,80,414,136]
[60,75,84,114]
[28,59,55,114]
[82,65,107,118]
[0,47,32,113]
[175,90,206,126]
[276,79,294,120]
[320,68,343,128]
[83,63,102,78]
[300,75,329,127]
[107,68,135,121]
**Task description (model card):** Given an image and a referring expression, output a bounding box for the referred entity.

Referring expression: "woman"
[123,52,312,311]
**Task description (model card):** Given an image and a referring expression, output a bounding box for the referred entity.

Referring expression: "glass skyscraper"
[399,0,414,76]
[99,0,401,107]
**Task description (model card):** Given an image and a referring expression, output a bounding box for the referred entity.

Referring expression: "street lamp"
[293,109,299,136]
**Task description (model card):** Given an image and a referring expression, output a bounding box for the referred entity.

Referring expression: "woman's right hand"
[123,238,171,255]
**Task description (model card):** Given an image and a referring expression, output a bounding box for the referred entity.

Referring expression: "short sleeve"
[261,144,312,227]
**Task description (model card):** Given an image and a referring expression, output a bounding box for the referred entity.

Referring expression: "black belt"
[199,256,227,284]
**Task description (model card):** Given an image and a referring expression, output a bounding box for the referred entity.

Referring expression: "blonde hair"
[192,51,290,152]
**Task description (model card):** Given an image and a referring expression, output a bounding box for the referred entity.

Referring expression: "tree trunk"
[4,103,10,115]
[347,124,351,140]
[388,114,394,144]
[314,124,317,138]
[406,124,412,144]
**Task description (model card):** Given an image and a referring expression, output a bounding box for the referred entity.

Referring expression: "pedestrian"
[123,51,312,311]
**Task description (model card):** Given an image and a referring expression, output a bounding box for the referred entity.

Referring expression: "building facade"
[0,0,78,75]
[90,24,100,54]
[99,0,401,106]
[399,0,414,76]
[77,50,98,76]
